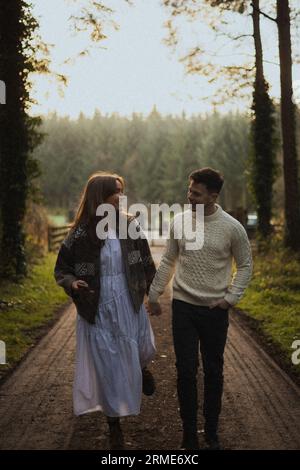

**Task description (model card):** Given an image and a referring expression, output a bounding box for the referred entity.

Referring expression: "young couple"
[54,168,252,450]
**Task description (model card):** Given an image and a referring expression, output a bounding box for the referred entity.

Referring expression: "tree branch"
[252,4,277,23]
[230,34,253,40]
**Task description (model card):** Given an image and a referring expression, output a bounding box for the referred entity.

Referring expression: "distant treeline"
[35,109,254,214]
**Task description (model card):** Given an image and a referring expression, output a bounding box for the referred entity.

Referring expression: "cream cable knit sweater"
[148,205,252,307]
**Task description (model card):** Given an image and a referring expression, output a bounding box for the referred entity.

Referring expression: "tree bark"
[277,0,300,250]
[252,0,264,82]
[250,0,276,238]
[0,1,41,278]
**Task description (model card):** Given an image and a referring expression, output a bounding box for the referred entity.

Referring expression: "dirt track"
[0,247,299,450]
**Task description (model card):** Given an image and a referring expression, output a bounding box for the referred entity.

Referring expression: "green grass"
[48,214,68,226]
[237,238,300,379]
[0,252,69,381]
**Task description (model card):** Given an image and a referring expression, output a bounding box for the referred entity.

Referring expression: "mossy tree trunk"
[0,1,41,278]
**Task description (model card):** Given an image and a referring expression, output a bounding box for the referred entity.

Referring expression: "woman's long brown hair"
[71,172,125,231]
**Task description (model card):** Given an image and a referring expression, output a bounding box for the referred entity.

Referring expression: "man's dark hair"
[189,167,224,193]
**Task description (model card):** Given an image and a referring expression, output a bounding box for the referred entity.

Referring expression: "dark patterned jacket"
[54,216,156,324]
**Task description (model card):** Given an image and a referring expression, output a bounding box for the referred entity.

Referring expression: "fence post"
[48,225,71,252]
[0,340,6,365]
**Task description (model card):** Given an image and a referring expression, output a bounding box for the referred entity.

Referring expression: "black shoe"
[142,367,155,396]
[204,431,221,450]
[107,418,124,450]
[180,431,199,450]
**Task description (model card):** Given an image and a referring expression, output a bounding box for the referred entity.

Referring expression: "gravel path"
[0,247,299,450]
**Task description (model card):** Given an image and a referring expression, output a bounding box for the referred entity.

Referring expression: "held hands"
[147,301,162,316]
[71,280,95,294]
[209,298,231,310]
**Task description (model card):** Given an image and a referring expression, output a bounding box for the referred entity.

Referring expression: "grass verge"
[237,237,300,384]
[0,252,69,383]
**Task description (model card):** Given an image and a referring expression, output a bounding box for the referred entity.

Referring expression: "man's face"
[187,180,217,211]
[105,179,124,209]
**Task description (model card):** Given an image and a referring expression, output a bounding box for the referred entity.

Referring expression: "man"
[148,168,252,450]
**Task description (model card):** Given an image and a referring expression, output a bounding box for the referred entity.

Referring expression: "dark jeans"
[172,299,229,435]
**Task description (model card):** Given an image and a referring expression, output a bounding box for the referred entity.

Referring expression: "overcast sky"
[31,0,300,118]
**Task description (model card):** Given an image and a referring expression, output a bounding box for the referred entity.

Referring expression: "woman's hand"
[71,280,89,291]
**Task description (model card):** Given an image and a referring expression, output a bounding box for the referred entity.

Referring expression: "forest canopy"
[34,109,252,216]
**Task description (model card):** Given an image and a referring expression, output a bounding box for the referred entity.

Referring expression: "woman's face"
[105,179,124,209]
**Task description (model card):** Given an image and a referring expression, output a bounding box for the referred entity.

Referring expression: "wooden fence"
[48,225,71,252]
[47,220,284,252]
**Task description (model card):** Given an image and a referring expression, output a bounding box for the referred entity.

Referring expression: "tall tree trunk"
[277,0,300,250]
[253,0,264,83]
[0,1,26,277]
[0,1,41,278]
[250,0,276,238]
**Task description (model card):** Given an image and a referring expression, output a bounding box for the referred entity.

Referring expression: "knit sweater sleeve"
[148,220,179,303]
[224,224,253,306]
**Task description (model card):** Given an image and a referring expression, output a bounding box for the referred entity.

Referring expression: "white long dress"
[73,233,156,417]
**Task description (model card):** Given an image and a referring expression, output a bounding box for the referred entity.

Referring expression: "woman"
[54,172,156,449]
